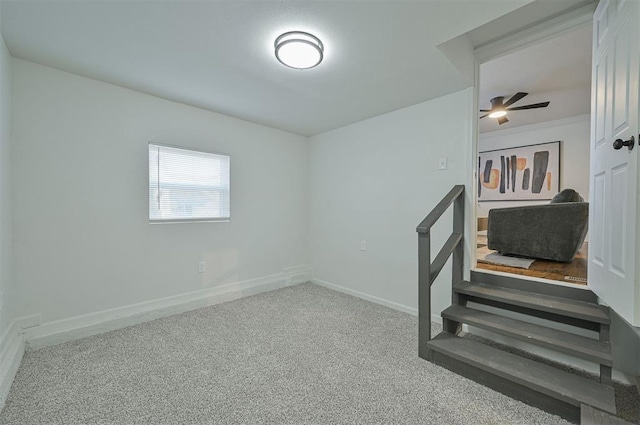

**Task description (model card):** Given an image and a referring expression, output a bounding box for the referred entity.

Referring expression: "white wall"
[308,88,473,318]
[476,115,590,217]
[12,59,309,324]
[0,11,14,333]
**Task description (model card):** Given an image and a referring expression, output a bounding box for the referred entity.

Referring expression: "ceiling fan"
[480,92,550,125]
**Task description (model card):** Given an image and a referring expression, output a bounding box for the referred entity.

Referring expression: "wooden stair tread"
[442,305,612,365]
[581,404,633,425]
[455,281,610,324]
[427,333,616,415]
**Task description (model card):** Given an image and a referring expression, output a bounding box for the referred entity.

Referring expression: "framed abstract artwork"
[478,141,560,201]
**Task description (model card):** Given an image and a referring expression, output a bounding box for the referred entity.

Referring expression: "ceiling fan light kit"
[274,31,324,70]
[488,110,507,118]
[480,92,550,125]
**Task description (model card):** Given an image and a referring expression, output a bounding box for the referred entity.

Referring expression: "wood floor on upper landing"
[475,232,588,286]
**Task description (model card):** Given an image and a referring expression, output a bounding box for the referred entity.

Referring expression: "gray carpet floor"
[0,283,622,424]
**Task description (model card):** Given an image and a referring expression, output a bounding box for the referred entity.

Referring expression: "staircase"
[417,186,616,424]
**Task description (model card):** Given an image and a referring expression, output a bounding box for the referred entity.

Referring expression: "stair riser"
[428,349,581,424]
[441,311,612,366]
[465,296,602,331]
[460,295,602,330]
[470,271,597,303]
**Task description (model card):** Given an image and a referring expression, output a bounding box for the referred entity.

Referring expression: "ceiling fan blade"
[479,109,491,112]
[479,113,489,119]
[507,101,550,111]
[497,116,509,125]
[503,92,528,107]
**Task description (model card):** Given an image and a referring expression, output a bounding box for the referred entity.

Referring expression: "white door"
[589,0,640,326]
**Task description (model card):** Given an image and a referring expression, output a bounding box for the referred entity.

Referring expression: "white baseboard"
[311,278,421,317]
[0,321,26,410]
[25,266,311,350]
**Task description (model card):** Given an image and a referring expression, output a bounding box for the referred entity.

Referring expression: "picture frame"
[478,141,560,202]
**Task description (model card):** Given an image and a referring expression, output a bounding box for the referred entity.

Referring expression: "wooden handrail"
[416,185,464,234]
[416,185,465,358]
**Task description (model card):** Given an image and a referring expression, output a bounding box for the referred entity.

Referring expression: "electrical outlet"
[360,240,367,251]
[198,261,206,273]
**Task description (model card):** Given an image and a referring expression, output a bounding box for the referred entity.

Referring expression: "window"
[149,143,230,222]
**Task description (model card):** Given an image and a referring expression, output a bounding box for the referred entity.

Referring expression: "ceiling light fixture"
[274,31,324,70]
[488,110,507,118]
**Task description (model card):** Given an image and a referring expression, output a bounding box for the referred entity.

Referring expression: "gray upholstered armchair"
[486,189,588,262]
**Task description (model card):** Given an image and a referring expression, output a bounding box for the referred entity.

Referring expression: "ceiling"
[479,24,592,133]
[1,0,592,136]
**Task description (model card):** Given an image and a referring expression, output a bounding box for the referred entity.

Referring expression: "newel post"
[444,190,466,335]
[418,230,431,359]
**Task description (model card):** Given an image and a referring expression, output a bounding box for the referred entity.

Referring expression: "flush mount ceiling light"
[274,31,324,70]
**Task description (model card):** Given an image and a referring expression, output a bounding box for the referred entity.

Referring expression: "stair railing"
[416,185,465,358]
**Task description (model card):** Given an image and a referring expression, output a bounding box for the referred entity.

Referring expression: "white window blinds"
[149,143,230,222]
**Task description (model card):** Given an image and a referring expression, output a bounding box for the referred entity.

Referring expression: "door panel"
[588,0,639,326]
[609,164,627,275]
[594,52,608,147]
[592,172,606,266]
[594,1,608,49]
[612,15,631,136]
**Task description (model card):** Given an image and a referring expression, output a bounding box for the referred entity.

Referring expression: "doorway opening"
[474,23,592,286]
